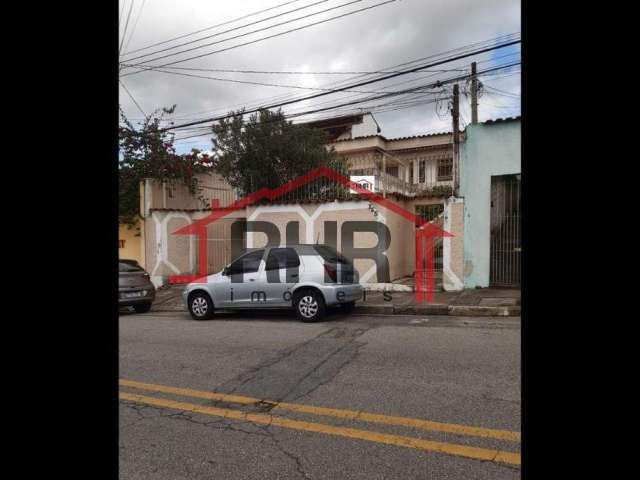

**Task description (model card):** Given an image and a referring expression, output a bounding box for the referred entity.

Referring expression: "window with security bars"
[386,166,398,177]
[415,204,444,226]
[419,160,426,183]
[437,157,453,181]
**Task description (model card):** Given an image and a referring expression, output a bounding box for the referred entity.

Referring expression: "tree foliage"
[211,109,346,197]
[119,106,213,225]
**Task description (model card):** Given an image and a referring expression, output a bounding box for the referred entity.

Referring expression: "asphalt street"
[119,308,521,480]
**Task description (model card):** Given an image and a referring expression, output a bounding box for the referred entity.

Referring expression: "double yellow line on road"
[120,379,520,466]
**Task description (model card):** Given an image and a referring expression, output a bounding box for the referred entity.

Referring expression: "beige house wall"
[143,208,245,287]
[247,201,417,283]
[142,172,236,215]
[119,222,143,266]
[373,201,412,281]
[142,196,463,288]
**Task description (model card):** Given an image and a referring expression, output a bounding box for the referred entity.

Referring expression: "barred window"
[386,166,398,177]
[437,157,453,181]
[415,204,444,226]
[419,159,426,183]
[409,162,414,184]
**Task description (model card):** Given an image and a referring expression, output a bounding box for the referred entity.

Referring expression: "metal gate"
[490,174,521,287]
[415,204,444,273]
[414,203,444,292]
[194,219,238,275]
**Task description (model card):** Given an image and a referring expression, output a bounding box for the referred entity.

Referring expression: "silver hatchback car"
[183,244,363,322]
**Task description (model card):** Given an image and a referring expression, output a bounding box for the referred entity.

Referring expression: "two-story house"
[306,112,454,200]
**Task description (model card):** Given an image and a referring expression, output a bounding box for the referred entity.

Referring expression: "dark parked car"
[119,260,155,313]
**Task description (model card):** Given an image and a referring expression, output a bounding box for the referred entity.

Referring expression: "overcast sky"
[119,0,521,154]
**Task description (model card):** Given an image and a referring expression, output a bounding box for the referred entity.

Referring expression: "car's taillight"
[323,263,337,282]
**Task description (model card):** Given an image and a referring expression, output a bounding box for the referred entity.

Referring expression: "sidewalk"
[147,284,520,317]
[357,288,520,316]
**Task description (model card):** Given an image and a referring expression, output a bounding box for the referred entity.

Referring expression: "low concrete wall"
[141,196,463,288]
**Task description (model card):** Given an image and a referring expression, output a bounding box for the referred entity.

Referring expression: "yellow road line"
[120,392,520,466]
[119,379,520,442]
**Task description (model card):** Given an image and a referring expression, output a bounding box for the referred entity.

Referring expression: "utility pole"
[471,61,478,124]
[452,84,460,196]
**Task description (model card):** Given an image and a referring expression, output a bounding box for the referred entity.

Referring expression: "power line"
[165,33,521,122]
[131,34,519,129]
[135,65,469,75]
[482,92,521,109]
[161,41,520,132]
[147,57,514,127]
[169,96,449,143]
[120,0,332,63]
[122,0,307,56]
[154,33,519,123]
[119,0,136,54]
[483,83,520,98]
[171,62,517,136]
[169,61,518,142]
[162,46,516,127]
[122,0,148,56]
[480,66,521,78]
[119,79,147,117]
[120,0,399,76]
[122,66,434,94]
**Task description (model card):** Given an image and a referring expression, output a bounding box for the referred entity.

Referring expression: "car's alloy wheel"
[189,293,214,320]
[299,296,318,318]
[294,291,325,322]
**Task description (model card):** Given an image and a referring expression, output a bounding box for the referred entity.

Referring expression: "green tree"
[211,109,347,197]
[119,106,213,225]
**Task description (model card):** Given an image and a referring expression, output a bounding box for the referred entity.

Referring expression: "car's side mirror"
[222,266,229,276]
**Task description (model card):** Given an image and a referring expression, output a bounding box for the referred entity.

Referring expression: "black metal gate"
[415,204,444,273]
[490,174,521,287]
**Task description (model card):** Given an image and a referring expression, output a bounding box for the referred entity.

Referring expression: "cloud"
[119,0,520,152]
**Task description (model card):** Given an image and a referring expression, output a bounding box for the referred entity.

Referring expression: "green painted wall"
[459,120,521,288]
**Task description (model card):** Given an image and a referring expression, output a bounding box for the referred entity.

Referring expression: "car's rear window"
[313,245,351,265]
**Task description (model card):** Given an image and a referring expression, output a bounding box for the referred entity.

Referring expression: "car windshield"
[119,262,144,272]
[226,249,265,275]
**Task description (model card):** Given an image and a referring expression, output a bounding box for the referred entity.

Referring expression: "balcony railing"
[350,168,453,198]
[248,167,453,205]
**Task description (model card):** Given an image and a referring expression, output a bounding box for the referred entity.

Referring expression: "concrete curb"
[354,304,520,317]
[448,305,521,317]
[391,304,450,315]
[148,304,521,316]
